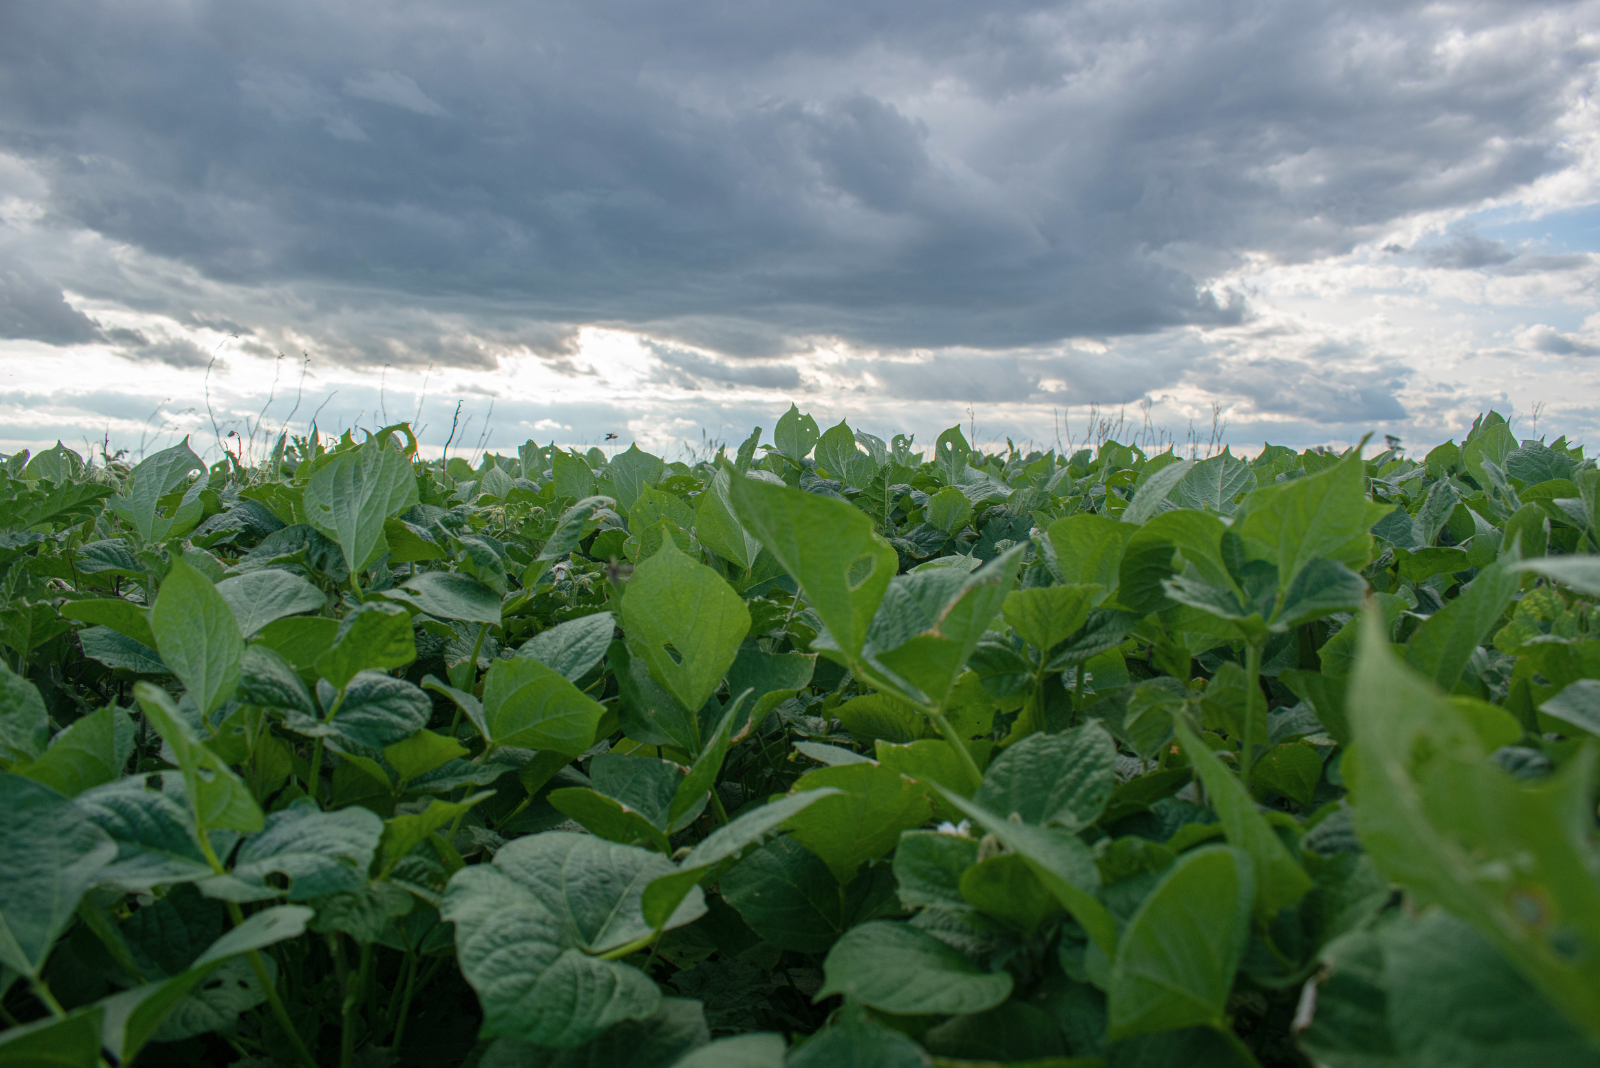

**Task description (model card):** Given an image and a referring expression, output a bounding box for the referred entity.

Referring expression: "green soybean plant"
[0,409,1594,1067]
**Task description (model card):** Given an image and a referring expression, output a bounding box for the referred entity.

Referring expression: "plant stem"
[389,952,422,1050]
[1241,639,1263,795]
[307,738,325,808]
[340,940,371,1068]
[28,977,66,1019]
[930,710,985,792]
[239,911,317,1068]
[709,789,730,826]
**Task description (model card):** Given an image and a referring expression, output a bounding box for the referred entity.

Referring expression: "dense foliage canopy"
[0,406,1596,1067]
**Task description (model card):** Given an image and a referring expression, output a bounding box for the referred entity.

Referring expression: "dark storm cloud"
[0,0,1594,358]
[648,345,803,390]
[0,268,100,344]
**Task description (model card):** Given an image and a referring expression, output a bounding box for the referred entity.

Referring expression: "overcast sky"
[2,0,1598,461]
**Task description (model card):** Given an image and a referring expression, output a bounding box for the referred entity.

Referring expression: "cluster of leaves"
[0,406,1596,1068]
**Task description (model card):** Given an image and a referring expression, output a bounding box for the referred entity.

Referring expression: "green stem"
[307,738,326,808]
[389,952,422,1050]
[709,789,730,826]
[930,710,985,792]
[1216,1026,1265,1068]
[450,623,490,691]
[340,940,371,1068]
[598,931,660,960]
[239,913,317,1068]
[28,977,66,1019]
[383,951,418,1037]
[1241,640,1263,795]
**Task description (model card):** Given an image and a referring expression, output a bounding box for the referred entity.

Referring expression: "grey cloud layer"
[2,0,1593,361]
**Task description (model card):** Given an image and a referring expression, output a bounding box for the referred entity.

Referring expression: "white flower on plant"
[935,819,973,838]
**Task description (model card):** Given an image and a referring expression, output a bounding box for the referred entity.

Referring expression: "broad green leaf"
[199,799,381,902]
[875,738,983,805]
[236,645,315,715]
[693,467,763,571]
[1511,554,1600,597]
[718,835,890,953]
[151,556,244,716]
[382,516,446,562]
[814,419,866,484]
[383,728,467,781]
[1117,509,1235,617]
[835,691,931,746]
[98,905,312,1063]
[0,662,48,766]
[213,570,325,637]
[925,486,973,535]
[1002,584,1098,652]
[817,920,1012,1014]
[303,434,419,573]
[725,647,814,735]
[861,545,1025,711]
[58,598,156,650]
[932,425,972,485]
[611,640,699,750]
[1404,550,1520,691]
[133,683,262,835]
[1175,450,1255,514]
[1175,721,1312,920]
[1047,513,1138,594]
[773,404,820,462]
[621,537,750,715]
[315,601,417,689]
[254,615,338,671]
[1251,741,1323,804]
[1461,419,1517,491]
[498,831,705,952]
[1107,845,1254,1040]
[481,655,606,755]
[549,787,672,853]
[106,438,205,541]
[443,863,662,1047]
[972,721,1117,830]
[670,1032,787,1068]
[14,705,134,797]
[75,777,213,891]
[931,784,1116,957]
[396,570,503,625]
[551,449,596,501]
[639,788,843,928]
[892,829,978,910]
[626,484,696,561]
[479,998,710,1068]
[0,773,116,978]
[670,691,749,827]
[1123,458,1193,525]
[1382,910,1597,1068]
[563,751,682,829]
[378,791,494,876]
[1345,607,1600,1039]
[783,762,932,884]
[1234,447,1391,595]
[539,495,620,561]
[959,854,1062,935]
[784,1011,927,1068]
[0,1007,104,1066]
[607,444,666,513]
[728,474,898,664]
[292,672,430,753]
[517,611,614,682]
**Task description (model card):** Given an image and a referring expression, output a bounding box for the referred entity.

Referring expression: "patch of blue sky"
[1466,201,1600,253]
